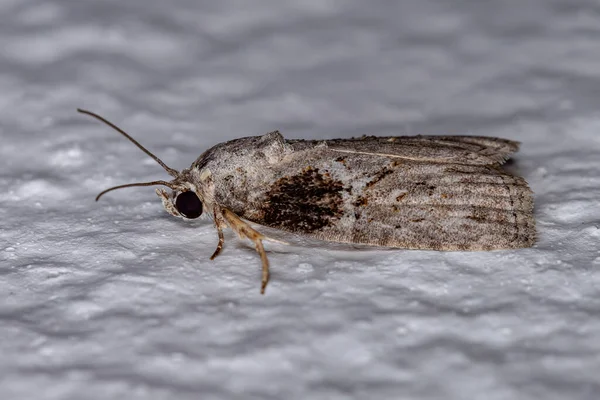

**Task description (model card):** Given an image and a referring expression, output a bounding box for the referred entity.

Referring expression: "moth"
[78,109,535,293]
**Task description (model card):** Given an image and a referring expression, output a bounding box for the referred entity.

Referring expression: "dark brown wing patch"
[261,167,347,233]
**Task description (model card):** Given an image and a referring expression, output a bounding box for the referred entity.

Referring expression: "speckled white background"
[1,1,600,399]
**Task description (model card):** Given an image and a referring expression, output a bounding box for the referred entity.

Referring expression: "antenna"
[77,108,179,177]
[78,109,181,200]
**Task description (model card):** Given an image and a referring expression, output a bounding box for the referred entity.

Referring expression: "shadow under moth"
[78,109,535,294]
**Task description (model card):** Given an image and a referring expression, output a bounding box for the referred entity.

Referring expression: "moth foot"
[210,222,225,260]
[254,240,269,294]
[210,242,223,260]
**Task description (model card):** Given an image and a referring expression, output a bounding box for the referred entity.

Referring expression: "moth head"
[78,109,206,220]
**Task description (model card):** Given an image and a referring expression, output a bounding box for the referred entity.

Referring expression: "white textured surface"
[1,1,600,399]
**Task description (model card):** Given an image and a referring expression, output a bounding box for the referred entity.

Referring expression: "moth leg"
[210,209,226,260]
[221,208,271,294]
[156,188,180,217]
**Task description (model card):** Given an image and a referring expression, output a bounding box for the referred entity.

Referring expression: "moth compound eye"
[175,191,203,219]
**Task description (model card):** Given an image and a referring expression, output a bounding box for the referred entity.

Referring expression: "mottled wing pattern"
[241,135,535,251]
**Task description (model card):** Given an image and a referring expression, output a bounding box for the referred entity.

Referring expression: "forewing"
[236,140,534,251]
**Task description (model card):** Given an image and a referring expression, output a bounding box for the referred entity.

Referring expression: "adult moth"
[78,109,535,293]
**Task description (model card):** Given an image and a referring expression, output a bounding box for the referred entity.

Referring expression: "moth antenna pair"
[77,109,179,200]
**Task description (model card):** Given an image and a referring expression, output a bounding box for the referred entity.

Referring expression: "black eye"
[175,191,203,219]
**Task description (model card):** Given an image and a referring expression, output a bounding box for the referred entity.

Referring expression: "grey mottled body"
[183,132,535,251]
[80,107,536,293]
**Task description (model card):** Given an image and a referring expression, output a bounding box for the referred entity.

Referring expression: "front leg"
[210,207,226,260]
[220,207,271,294]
